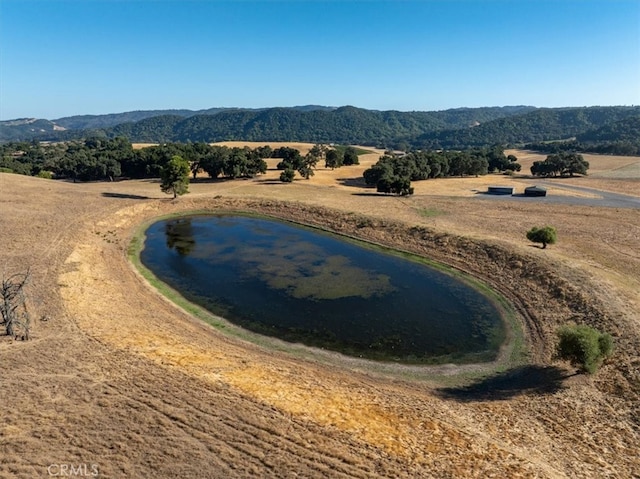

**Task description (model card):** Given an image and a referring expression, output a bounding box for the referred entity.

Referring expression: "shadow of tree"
[337,177,369,188]
[101,192,150,200]
[437,365,572,402]
[252,178,289,185]
[190,177,248,184]
[474,191,514,196]
[351,192,389,197]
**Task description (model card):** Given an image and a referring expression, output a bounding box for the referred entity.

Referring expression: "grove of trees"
[0,139,274,182]
[273,144,360,182]
[530,152,589,177]
[362,147,519,195]
[0,139,371,187]
[194,145,269,180]
[1,137,131,181]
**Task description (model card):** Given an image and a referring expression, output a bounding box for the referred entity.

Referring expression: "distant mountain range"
[1,105,639,152]
[0,106,336,141]
[52,105,337,130]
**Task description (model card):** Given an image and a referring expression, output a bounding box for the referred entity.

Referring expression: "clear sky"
[1,0,639,120]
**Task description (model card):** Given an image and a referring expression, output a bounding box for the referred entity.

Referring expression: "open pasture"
[0,145,638,478]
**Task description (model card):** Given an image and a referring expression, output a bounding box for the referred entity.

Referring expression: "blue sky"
[1,0,639,119]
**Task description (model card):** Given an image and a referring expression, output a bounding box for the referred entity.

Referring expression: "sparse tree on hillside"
[308,144,328,165]
[297,151,321,180]
[557,325,613,374]
[526,226,557,249]
[160,155,190,199]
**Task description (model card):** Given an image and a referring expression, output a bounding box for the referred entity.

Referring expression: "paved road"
[476,180,640,209]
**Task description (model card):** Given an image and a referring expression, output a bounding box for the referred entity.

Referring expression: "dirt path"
[1,156,639,478]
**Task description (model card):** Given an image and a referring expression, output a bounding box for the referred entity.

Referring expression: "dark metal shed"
[487,186,514,195]
[524,186,547,197]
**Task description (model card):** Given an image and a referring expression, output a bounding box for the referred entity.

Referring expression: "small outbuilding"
[524,186,547,197]
[487,186,514,195]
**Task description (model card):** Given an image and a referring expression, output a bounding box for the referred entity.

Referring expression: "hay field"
[1,146,638,478]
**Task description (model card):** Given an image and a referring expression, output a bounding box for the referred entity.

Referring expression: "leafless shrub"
[1,268,32,340]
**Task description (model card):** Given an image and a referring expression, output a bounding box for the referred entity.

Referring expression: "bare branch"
[1,268,32,339]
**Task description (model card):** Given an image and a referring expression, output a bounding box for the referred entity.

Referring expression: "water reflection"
[165,218,195,256]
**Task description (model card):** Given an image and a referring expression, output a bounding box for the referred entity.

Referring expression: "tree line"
[0,138,131,180]
[4,136,594,193]
[1,139,270,181]
[273,145,360,182]
[0,139,363,183]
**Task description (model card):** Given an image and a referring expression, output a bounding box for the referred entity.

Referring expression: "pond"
[140,214,507,364]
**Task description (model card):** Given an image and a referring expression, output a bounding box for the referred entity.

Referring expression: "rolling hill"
[2,105,639,151]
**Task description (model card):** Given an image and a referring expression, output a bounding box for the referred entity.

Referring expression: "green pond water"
[140,214,506,364]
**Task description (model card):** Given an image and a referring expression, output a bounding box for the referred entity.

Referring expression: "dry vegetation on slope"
[0,147,638,478]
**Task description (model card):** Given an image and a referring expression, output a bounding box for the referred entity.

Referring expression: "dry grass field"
[1,146,638,478]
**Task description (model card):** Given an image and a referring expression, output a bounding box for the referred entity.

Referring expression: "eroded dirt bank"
[1,174,638,478]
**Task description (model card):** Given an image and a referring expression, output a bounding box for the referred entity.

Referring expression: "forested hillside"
[0,105,534,144]
[413,106,640,149]
[577,116,640,142]
[54,109,206,130]
[0,118,65,142]
[52,105,335,130]
[2,106,638,152]
[100,106,538,145]
[524,116,640,156]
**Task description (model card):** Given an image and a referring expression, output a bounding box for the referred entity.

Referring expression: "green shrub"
[526,225,557,249]
[557,325,613,374]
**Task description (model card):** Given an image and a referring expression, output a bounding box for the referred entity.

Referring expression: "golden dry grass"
[131,142,158,149]
[0,148,639,478]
